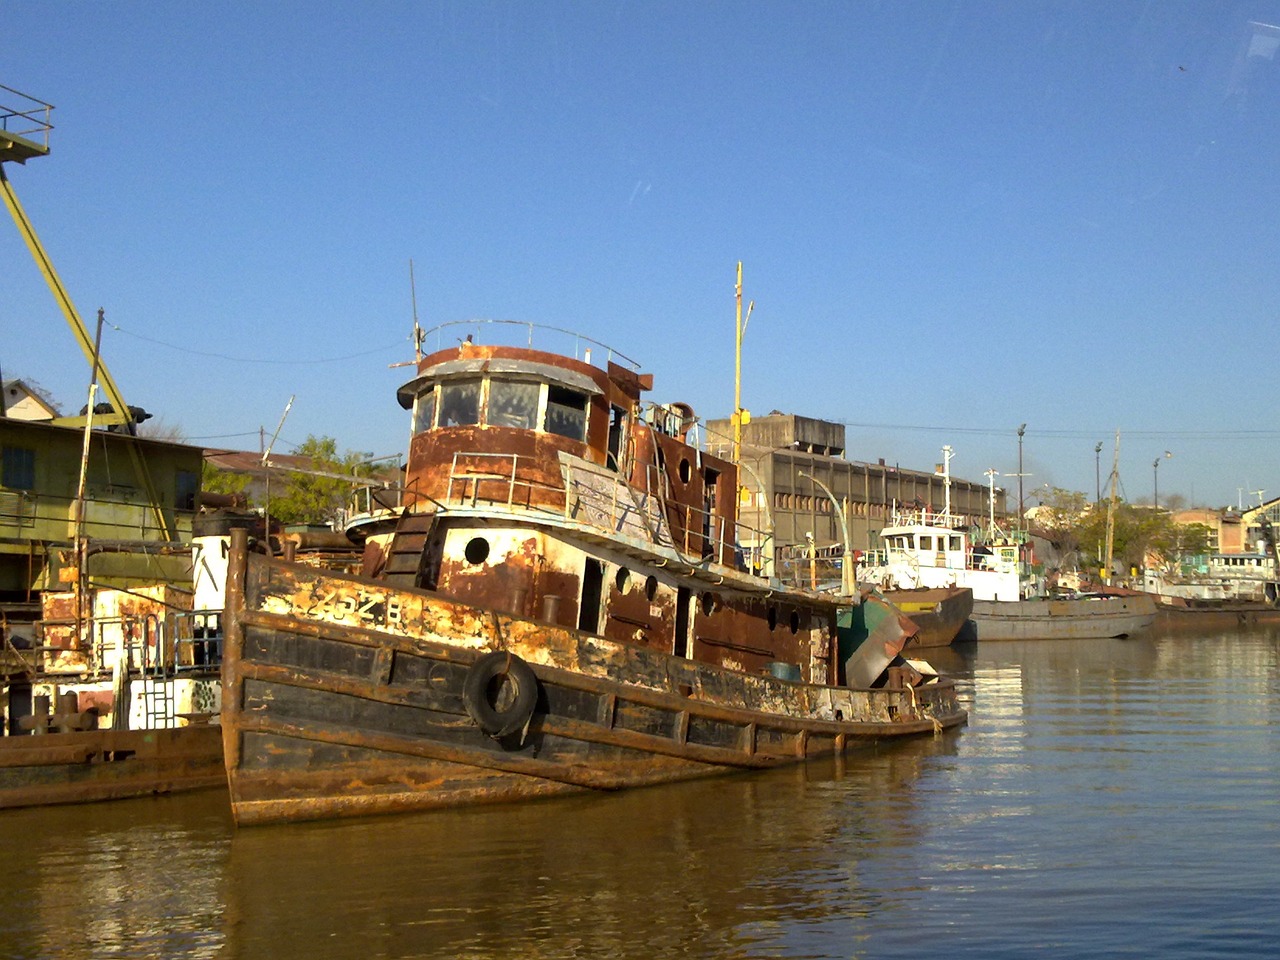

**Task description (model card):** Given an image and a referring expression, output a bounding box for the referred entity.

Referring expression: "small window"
[545,386,587,440]
[920,535,933,550]
[950,536,962,551]
[413,389,438,432]
[487,380,539,430]
[1,446,36,491]
[175,469,199,511]
[464,537,490,564]
[439,380,481,427]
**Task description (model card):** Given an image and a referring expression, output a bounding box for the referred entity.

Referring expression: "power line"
[832,420,1280,441]
[108,323,409,365]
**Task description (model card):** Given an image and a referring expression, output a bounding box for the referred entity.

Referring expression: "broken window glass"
[413,389,437,432]
[488,379,539,429]
[545,386,587,440]
[439,380,481,427]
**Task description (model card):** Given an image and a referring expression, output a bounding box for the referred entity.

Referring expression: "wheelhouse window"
[488,379,540,430]
[438,379,481,427]
[545,385,588,440]
[415,375,591,441]
[413,388,437,432]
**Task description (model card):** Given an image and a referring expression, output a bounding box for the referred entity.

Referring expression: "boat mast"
[731,261,753,462]
[1103,430,1121,586]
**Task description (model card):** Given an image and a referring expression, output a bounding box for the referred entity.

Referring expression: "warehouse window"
[1,446,36,491]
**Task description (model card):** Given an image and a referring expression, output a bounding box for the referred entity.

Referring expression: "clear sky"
[4,2,1280,510]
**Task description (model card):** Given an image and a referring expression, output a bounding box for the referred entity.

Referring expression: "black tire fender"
[462,651,539,739]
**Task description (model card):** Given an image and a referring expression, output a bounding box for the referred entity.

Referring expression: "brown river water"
[3,624,1278,959]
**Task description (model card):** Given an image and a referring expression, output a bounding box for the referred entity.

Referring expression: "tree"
[137,416,187,442]
[202,461,252,503]
[266,435,374,527]
[1029,487,1091,575]
[200,435,375,527]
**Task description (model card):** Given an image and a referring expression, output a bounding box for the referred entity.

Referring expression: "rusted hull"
[222,551,967,826]
[0,726,226,810]
[971,594,1157,640]
[1153,596,1280,631]
[882,587,975,648]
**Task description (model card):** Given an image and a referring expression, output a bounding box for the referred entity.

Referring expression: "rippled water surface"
[3,626,1278,959]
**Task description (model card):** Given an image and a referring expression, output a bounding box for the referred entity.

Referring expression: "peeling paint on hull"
[222,546,967,826]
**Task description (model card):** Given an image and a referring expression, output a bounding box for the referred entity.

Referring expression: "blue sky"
[4,1,1280,510]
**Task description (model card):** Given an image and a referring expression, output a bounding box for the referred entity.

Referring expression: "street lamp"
[798,470,856,598]
[736,455,775,580]
[1153,450,1172,508]
[1094,442,1103,502]
[1017,423,1027,517]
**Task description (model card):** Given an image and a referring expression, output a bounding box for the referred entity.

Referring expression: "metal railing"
[419,319,643,372]
[438,450,765,570]
[0,485,196,542]
[86,609,222,677]
[0,83,54,148]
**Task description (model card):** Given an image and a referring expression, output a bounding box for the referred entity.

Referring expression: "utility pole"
[1153,451,1172,509]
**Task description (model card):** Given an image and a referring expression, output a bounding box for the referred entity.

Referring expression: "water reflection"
[0,792,231,960]
[3,628,1279,959]
[221,734,961,960]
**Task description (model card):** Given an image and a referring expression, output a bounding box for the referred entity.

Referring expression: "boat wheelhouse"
[873,506,1034,602]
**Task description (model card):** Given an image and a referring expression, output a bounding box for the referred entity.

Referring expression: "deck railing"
[418,319,643,372]
[437,450,762,570]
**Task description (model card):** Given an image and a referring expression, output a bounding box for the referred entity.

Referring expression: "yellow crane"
[1,84,172,539]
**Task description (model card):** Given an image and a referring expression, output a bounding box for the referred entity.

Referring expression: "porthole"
[767,606,778,631]
[700,592,716,616]
[789,611,801,635]
[615,567,631,593]
[678,458,692,483]
[464,537,490,565]
[645,575,658,601]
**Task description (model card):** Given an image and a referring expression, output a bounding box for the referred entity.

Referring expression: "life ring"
[462,651,539,739]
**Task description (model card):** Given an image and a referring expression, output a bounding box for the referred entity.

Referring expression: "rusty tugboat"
[220,321,967,825]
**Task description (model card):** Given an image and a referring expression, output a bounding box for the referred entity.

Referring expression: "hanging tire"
[462,651,539,739]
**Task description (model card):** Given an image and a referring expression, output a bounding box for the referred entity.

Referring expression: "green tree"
[202,461,252,502]
[267,435,373,526]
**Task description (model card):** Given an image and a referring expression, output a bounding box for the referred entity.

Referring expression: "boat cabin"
[355,324,841,685]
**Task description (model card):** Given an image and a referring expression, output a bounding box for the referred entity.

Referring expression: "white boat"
[859,447,1154,641]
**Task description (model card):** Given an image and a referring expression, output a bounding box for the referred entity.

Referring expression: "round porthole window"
[700,592,716,616]
[464,537,490,565]
[789,611,801,635]
[767,606,778,631]
[616,567,631,593]
[645,575,658,601]
[679,458,692,483]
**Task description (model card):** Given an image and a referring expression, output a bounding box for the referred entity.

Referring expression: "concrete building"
[705,412,1006,579]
